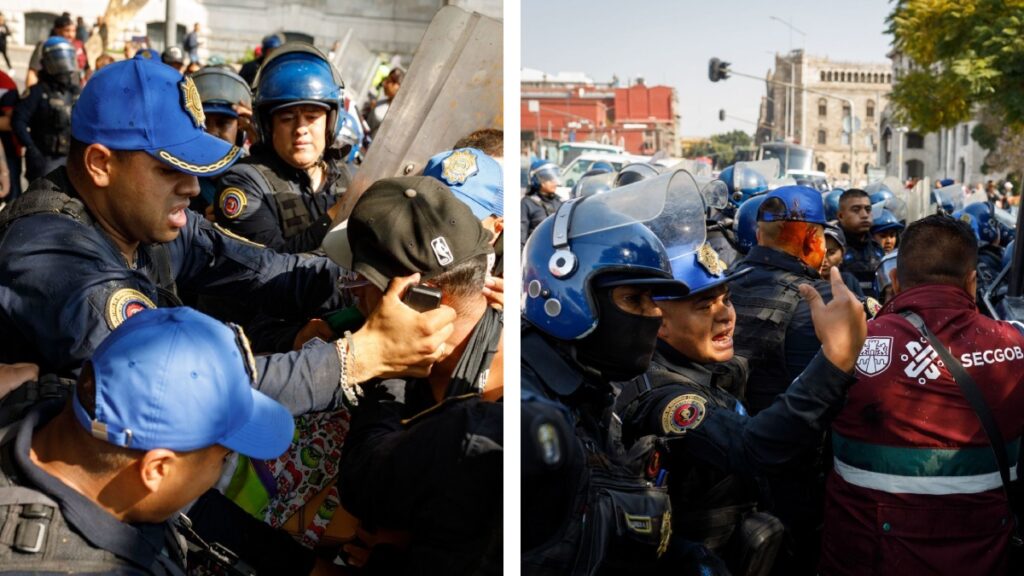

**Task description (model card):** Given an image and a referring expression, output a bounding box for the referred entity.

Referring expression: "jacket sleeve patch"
[105,288,156,330]
[219,187,248,219]
[661,394,707,434]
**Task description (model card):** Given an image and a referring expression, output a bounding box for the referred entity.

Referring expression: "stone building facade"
[755,50,892,183]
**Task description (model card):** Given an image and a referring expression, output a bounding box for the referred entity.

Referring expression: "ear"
[492,216,505,236]
[754,227,761,244]
[890,269,900,295]
[83,143,114,188]
[966,269,978,301]
[137,449,176,494]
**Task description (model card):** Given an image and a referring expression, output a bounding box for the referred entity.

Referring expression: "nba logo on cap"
[431,237,454,266]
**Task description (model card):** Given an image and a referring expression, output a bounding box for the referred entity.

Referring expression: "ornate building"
[755,50,891,183]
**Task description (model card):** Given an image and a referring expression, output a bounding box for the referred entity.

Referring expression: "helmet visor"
[192,70,252,109]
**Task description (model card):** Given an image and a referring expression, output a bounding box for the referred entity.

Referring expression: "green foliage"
[684,131,754,168]
[888,0,1024,131]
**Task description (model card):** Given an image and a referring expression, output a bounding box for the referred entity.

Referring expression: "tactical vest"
[0,422,187,574]
[617,365,759,550]
[729,266,806,415]
[0,174,180,306]
[842,239,883,296]
[521,331,672,575]
[237,156,347,240]
[37,84,77,156]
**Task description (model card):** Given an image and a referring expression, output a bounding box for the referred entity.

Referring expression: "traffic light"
[708,58,730,82]
[719,109,726,121]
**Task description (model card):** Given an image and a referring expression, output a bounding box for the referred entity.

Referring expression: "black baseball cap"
[322,176,494,290]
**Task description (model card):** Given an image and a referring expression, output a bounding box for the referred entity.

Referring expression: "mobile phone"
[402,283,442,312]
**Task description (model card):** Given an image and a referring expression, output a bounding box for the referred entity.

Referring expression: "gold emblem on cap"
[441,149,479,185]
[696,243,725,277]
[180,76,206,129]
[960,213,972,224]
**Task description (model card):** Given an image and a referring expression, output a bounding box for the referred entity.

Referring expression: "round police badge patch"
[105,288,156,330]
[661,394,707,434]
[220,188,247,219]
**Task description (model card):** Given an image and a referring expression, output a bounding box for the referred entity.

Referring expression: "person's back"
[821,215,1024,575]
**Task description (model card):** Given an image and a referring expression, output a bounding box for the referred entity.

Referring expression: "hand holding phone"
[402,283,442,312]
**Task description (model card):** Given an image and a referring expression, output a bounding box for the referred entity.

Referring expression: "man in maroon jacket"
[820,215,1024,575]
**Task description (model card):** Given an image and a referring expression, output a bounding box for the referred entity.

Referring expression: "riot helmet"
[613,162,661,187]
[719,163,769,206]
[734,194,769,254]
[824,189,844,221]
[529,160,560,194]
[252,42,344,149]
[162,46,185,67]
[262,33,285,57]
[874,250,899,300]
[954,202,1001,246]
[41,36,76,77]
[570,169,614,199]
[871,209,905,236]
[192,66,252,118]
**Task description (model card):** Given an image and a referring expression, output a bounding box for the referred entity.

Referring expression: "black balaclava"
[575,285,662,382]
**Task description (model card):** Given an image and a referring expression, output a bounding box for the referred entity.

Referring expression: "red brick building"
[521,69,680,156]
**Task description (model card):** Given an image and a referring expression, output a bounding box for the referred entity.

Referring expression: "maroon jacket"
[820,285,1024,575]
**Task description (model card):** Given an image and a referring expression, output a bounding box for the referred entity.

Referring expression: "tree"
[684,131,754,167]
[887,0,1024,132]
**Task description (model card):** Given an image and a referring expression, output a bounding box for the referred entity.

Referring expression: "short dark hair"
[454,129,503,157]
[839,188,869,207]
[896,214,977,289]
[54,15,73,30]
[67,137,134,176]
[431,253,489,308]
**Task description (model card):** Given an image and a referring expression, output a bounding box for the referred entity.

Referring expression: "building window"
[959,157,966,183]
[820,71,826,82]
[962,124,969,146]
[818,98,827,117]
[826,71,832,82]
[817,161,827,172]
[866,100,875,118]
[841,162,850,174]
[906,132,924,149]
[864,163,870,174]
[840,71,845,82]
[818,129,827,145]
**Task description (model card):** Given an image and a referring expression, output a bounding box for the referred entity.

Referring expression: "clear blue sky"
[522,0,894,138]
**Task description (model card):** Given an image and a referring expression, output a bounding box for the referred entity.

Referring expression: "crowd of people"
[0,13,504,575]
[521,159,1024,575]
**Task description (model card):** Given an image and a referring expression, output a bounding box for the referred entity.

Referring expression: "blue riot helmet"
[956,202,1001,246]
[734,194,769,254]
[252,42,344,148]
[334,105,364,164]
[571,169,615,199]
[529,160,560,193]
[590,161,614,173]
[932,184,961,214]
[874,250,899,299]
[41,37,76,77]
[758,185,828,226]
[191,66,252,119]
[824,189,844,221]
[262,33,285,56]
[614,162,661,187]
[869,188,895,206]
[523,170,700,341]
[720,164,769,206]
[871,209,905,236]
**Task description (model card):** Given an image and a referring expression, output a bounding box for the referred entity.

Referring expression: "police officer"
[871,208,903,254]
[520,159,561,249]
[615,226,865,575]
[0,56,454,416]
[709,164,770,266]
[12,36,80,183]
[239,33,284,86]
[214,43,350,254]
[955,201,1008,299]
[0,307,295,574]
[189,65,253,214]
[727,185,833,574]
[836,188,884,296]
[521,177,683,574]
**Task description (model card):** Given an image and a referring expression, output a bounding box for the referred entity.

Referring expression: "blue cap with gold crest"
[423,147,503,220]
[71,57,242,177]
[655,241,751,300]
[757,185,828,226]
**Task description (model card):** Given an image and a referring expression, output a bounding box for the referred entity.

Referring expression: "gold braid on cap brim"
[157,145,240,174]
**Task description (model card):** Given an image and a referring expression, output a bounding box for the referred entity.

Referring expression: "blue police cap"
[423,148,503,220]
[757,185,827,225]
[72,58,242,177]
[75,308,294,459]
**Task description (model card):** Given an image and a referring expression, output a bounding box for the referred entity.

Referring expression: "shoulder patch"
[536,422,561,466]
[105,288,155,330]
[661,394,707,434]
[856,336,892,376]
[219,187,248,219]
[212,223,265,248]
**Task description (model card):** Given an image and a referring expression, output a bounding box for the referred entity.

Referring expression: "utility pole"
[165,0,176,52]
